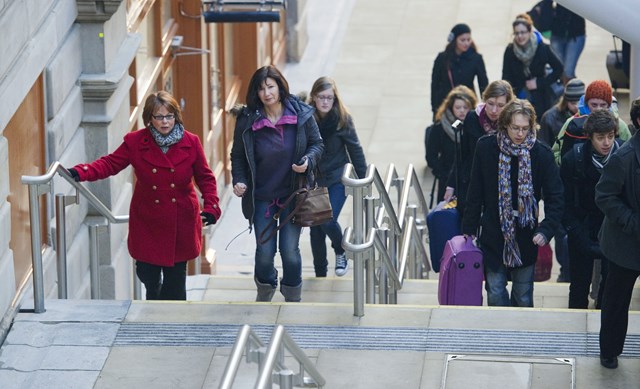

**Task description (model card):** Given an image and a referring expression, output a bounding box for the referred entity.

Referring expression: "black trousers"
[599,261,640,358]
[135,261,187,300]
[567,236,608,309]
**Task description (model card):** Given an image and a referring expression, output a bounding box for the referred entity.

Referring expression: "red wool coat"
[73,128,221,267]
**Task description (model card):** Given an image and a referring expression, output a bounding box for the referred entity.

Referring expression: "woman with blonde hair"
[426,85,477,202]
[307,76,367,277]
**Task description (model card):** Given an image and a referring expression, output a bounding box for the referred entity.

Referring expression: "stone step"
[190,275,640,310]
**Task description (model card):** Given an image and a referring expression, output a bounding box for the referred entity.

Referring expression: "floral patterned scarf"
[149,123,184,154]
[497,130,537,267]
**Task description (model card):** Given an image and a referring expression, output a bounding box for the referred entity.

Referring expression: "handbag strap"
[257,188,309,244]
[447,68,455,89]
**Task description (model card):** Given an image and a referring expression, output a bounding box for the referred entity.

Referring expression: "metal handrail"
[256,325,325,388]
[220,324,325,389]
[342,163,431,317]
[21,161,129,313]
[219,325,269,389]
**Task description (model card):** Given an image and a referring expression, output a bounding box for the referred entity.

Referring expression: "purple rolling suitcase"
[438,235,484,306]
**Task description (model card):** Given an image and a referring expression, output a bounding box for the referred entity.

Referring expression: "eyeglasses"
[508,125,530,134]
[152,114,175,121]
[316,96,335,102]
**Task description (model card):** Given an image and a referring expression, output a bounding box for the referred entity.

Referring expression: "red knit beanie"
[585,80,612,106]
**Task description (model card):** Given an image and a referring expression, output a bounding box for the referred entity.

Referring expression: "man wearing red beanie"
[552,80,631,163]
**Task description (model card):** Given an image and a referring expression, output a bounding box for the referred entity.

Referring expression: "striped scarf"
[592,141,619,172]
[497,131,538,267]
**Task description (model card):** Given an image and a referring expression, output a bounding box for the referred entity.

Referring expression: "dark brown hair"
[584,109,619,137]
[142,91,183,125]
[245,65,290,111]
[482,79,515,103]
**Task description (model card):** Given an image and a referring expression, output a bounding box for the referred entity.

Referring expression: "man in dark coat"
[463,99,563,307]
[596,129,640,370]
[560,110,621,309]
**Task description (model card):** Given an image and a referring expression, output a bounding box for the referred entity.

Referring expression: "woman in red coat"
[68,91,221,300]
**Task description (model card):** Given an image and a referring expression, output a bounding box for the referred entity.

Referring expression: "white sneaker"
[335,253,349,277]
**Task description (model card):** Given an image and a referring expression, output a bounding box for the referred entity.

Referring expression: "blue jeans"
[310,183,347,275]
[253,199,302,288]
[485,264,535,307]
[550,35,586,79]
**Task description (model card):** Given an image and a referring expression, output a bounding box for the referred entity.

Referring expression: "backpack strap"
[572,142,585,208]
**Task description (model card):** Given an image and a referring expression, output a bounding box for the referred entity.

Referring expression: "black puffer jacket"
[230,95,324,223]
[431,48,488,115]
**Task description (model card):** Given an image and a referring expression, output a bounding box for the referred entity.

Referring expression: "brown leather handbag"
[258,180,333,244]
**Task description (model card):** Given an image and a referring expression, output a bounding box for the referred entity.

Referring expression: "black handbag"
[258,176,332,244]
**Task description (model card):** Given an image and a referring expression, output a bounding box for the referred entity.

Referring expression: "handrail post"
[364,195,376,304]
[55,194,68,299]
[378,227,389,304]
[351,183,365,316]
[407,204,421,279]
[87,219,107,299]
[55,193,78,299]
[27,184,47,313]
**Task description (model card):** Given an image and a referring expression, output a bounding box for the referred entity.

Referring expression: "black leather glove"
[67,168,80,182]
[200,212,216,226]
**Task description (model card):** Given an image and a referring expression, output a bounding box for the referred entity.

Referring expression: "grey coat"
[596,132,640,271]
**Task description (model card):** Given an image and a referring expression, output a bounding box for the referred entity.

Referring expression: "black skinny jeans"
[599,261,640,358]
[135,261,187,300]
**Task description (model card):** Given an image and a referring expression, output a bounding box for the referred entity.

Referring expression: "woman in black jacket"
[502,13,563,118]
[462,99,563,307]
[444,80,514,218]
[307,77,367,278]
[230,66,324,302]
[426,85,477,202]
[431,23,488,120]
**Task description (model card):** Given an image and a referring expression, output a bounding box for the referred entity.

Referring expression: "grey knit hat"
[564,79,585,102]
